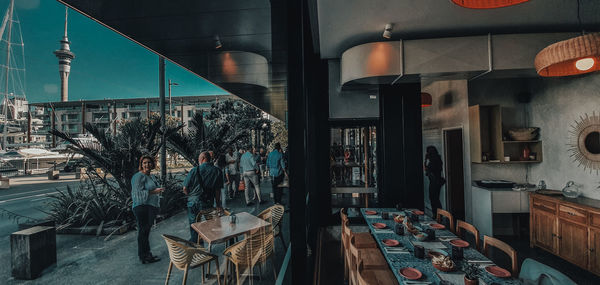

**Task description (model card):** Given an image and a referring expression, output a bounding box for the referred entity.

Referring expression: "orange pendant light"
[535,33,600,77]
[451,0,529,9]
[421,93,432,107]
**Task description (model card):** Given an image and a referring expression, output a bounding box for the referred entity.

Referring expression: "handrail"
[275,243,291,285]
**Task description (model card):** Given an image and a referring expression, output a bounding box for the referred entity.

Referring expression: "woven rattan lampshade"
[421,92,432,107]
[451,0,529,9]
[535,33,600,77]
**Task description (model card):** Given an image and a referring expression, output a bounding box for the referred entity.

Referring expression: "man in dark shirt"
[183,151,223,243]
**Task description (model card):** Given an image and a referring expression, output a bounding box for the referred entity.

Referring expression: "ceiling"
[315,0,600,59]
[58,0,288,120]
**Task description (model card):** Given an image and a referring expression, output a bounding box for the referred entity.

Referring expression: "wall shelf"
[469,105,543,163]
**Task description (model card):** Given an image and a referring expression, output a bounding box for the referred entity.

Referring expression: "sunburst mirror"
[568,112,600,174]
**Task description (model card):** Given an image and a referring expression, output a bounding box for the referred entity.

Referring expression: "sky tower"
[53,7,75,102]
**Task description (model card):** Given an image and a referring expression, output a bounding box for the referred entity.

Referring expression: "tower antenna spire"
[63,6,68,39]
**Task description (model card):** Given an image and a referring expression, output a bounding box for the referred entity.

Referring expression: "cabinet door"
[532,209,556,252]
[590,229,600,274]
[558,219,588,268]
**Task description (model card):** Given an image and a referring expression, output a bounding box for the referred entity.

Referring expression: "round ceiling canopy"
[535,33,600,77]
[450,0,529,9]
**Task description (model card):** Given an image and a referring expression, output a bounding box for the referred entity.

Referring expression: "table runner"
[361,208,521,285]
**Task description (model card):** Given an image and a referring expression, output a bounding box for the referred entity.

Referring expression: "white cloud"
[16,0,41,10]
[44,84,58,94]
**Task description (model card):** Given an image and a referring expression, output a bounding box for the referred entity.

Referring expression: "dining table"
[361,208,522,285]
[191,211,271,252]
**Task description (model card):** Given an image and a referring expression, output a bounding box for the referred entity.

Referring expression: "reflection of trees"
[167,99,272,166]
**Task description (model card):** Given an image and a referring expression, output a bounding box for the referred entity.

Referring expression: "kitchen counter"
[472,183,531,237]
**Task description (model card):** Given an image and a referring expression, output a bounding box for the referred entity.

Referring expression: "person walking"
[183,151,223,243]
[425,146,444,215]
[267,143,287,205]
[225,147,240,199]
[240,146,262,205]
[131,155,164,264]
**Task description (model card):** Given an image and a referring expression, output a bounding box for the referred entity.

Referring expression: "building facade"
[29,95,236,145]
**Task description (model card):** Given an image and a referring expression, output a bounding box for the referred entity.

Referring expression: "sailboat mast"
[2,0,13,150]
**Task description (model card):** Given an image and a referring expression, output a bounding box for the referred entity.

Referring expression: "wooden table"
[191,212,271,251]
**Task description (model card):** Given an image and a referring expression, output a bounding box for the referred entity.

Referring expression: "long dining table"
[360,208,521,285]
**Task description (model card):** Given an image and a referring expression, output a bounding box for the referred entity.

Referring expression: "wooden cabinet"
[558,219,588,268]
[530,193,600,276]
[531,209,556,252]
[469,105,543,163]
[590,228,600,275]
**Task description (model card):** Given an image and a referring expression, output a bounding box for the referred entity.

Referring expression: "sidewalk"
[3,177,290,285]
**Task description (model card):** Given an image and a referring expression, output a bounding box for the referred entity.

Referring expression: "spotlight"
[383,23,393,39]
[214,35,222,49]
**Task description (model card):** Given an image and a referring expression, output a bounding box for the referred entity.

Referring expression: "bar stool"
[483,235,519,277]
[436,208,455,233]
[456,220,481,251]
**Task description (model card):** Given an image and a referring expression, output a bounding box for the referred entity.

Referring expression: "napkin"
[437,272,465,284]
[365,215,382,219]
[384,248,409,254]
[411,241,447,249]
[373,229,394,234]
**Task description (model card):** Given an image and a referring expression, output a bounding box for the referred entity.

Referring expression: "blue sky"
[3,0,227,103]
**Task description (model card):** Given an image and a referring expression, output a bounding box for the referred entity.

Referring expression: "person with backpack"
[182,151,223,243]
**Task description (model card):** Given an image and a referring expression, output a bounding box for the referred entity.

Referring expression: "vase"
[464,276,478,285]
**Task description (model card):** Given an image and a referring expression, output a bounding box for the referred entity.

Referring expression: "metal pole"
[168,79,172,116]
[2,0,14,150]
[159,57,166,181]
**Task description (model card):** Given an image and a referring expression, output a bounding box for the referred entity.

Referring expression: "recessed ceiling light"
[383,24,393,39]
[575,58,595,71]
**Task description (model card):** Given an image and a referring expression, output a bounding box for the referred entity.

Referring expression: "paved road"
[0,173,82,238]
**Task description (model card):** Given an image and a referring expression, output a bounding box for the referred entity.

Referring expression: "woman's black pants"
[428,177,442,216]
[133,205,158,259]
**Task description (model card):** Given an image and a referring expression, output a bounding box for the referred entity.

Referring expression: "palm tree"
[50,118,181,195]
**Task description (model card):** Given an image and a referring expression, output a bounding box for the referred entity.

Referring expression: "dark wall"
[379,84,424,209]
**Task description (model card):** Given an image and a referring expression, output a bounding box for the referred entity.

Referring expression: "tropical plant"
[45,118,184,228]
[167,99,272,166]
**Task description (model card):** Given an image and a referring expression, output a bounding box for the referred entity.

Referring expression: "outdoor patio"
[2,179,290,285]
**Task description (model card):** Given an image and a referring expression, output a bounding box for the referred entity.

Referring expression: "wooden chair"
[162,234,221,285]
[340,208,348,260]
[223,224,276,285]
[350,241,388,285]
[436,208,455,232]
[483,235,519,277]
[456,220,481,251]
[257,204,286,248]
[357,261,399,285]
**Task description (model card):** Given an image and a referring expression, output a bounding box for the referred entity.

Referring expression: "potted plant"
[463,263,479,285]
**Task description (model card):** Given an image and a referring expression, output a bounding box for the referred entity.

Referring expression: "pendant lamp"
[450,0,529,9]
[421,93,432,107]
[535,33,600,77]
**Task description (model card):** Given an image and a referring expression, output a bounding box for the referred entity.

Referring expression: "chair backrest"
[519,258,576,285]
[195,208,230,223]
[456,220,480,250]
[227,224,274,266]
[163,234,211,270]
[483,235,518,276]
[436,209,455,232]
[342,220,352,257]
